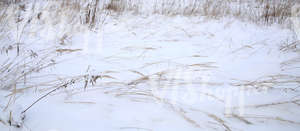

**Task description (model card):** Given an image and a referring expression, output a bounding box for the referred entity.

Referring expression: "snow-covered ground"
[1,11,300,131]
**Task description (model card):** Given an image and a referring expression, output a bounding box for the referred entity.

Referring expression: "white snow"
[1,11,300,131]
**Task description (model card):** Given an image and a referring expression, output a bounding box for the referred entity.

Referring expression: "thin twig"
[21,79,77,114]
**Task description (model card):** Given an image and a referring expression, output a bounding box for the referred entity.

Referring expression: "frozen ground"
[1,14,300,131]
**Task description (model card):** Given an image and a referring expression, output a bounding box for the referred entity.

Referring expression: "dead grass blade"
[206,113,232,131]
[56,48,82,53]
[0,118,6,125]
[233,99,300,109]
[188,62,218,69]
[22,78,80,114]
[128,76,149,86]
[129,70,145,77]
[240,115,300,125]
[229,114,252,125]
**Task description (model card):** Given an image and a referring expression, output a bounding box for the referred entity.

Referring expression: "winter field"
[1,0,300,131]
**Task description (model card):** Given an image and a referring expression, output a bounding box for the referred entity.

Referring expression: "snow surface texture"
[1,2,300,131]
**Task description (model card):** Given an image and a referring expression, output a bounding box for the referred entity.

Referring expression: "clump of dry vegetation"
[102,0,298,27]
[1,0,298,30]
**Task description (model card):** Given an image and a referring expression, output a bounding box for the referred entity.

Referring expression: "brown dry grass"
[1,0,297,30]
[231,74,300,91]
